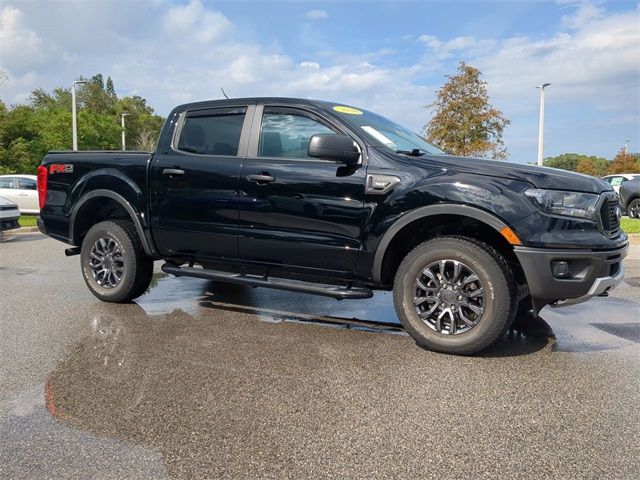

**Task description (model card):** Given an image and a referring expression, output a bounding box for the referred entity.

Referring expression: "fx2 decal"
[49,164,74,174]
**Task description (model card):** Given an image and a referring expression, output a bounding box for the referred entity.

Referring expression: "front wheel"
[80,220,154,303]
[393,236,517,355]
[628,199,640,219]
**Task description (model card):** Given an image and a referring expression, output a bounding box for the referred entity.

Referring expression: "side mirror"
[308,134,360,164]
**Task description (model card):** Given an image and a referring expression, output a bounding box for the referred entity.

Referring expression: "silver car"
[0,174,39,214]
[0,196,21,231]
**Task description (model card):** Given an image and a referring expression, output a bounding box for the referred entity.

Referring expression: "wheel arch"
[372,205,524,286]
[69,189,157,257]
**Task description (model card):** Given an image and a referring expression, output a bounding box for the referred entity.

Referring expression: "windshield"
[328,104,444,155]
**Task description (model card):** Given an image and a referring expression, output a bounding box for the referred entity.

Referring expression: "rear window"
[177,107,246,156]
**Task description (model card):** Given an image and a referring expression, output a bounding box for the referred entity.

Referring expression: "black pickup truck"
[38,98,628,354]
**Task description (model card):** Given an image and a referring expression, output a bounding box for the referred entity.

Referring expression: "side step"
[161,264,373,300]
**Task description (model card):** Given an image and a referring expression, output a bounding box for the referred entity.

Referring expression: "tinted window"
[259,108,334,158]
[178,108,246,156]
[17,178,37,190]
[0,177,14,189]
[610,177,624,187]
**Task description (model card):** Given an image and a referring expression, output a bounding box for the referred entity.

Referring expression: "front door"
[150,105,252,259]
[237,105,366,273]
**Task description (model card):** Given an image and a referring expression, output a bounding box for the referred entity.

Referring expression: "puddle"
[591,323,640,343]
[132,272,640,355]
[135,273,205,315]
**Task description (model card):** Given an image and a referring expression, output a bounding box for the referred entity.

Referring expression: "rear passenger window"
[0,177,14,189]
[17,178,37,190]
[177,107,246,156]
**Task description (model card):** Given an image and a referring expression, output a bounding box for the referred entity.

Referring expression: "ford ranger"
[37,98,628,354]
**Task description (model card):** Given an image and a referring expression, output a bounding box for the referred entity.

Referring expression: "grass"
[621,217,640,234]
[18,215,39,228]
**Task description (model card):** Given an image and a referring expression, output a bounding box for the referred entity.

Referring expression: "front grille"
[599,196,620,238]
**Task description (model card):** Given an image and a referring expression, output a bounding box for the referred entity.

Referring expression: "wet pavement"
[1,232,639,479]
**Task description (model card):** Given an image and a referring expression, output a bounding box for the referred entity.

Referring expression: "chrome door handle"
[246,174,275,184]
[163,168,185,176]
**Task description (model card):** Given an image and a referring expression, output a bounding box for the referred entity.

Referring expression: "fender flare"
[372,204,510,284]
[69,189,158,257]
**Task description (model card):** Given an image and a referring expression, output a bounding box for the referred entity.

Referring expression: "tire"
[628,199,640,219]
[80,220,154,303]
[393,236,517,355]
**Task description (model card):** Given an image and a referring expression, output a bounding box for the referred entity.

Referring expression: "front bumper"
[514,243,628,310]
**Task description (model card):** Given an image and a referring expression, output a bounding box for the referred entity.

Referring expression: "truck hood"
[413,154,612,194]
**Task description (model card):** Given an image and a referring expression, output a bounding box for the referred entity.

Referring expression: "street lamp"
[536,83,551,166]
[71,80,86,151]
[121,113,131,151]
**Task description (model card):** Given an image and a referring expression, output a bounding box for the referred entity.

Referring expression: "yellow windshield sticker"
[333,105,363,115]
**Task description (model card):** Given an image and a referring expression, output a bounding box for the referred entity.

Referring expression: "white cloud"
[163,0,234,44]
[419,2,640,112]
[306,10,328,20]
[0,6,51,72]
[0,0,637,160]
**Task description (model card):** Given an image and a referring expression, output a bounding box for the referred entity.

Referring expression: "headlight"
[524,188,599,221]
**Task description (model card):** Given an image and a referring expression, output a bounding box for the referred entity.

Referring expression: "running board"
[161,264,373,300]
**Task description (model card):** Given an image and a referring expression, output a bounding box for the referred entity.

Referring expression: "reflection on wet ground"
[15,283,639,478]
[2,236,640,478]
[137,273,639,356]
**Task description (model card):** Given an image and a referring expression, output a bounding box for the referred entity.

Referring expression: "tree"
[77,73,116,114]
[0,74,165,174]
[543,153,609,175]
[607,149,640,174]
[425,62,510,159]
[576,158,599,176]
[106,77,116,98]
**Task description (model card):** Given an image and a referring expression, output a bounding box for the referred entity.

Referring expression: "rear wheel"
[628,199,640,219]
[81,220,154,302]
[393,236,517,355]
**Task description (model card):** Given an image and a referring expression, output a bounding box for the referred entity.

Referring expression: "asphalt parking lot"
[1,232,639,479]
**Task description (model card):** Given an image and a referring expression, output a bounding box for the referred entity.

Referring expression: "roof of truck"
[172,97,346,112]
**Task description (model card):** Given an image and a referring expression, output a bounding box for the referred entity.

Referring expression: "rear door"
[16,177,39,213]
[237,104,366,273]
[150,104,254,260]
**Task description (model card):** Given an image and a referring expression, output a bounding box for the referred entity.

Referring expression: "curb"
[9,226,40,234]
[628,234,640,245]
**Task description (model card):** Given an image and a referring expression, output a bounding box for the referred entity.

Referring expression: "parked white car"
[0,174,39,214]
[0,195,21,231]
[602,174,640,194]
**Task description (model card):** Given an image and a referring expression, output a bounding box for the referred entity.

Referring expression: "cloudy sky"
[1,0,638,162]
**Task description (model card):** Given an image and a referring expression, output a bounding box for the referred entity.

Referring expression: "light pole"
[121,113,131,151]
[71,80,86,151]
[536,83,551,166]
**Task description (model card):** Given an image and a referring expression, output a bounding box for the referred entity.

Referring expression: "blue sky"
[1,0,638,162]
